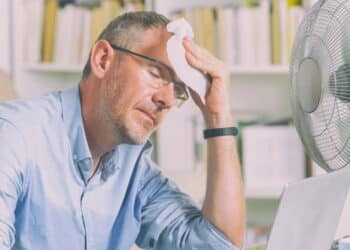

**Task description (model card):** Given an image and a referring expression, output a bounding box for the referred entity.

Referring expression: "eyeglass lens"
[144,62,188,101]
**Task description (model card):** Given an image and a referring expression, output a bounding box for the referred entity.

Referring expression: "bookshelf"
[11,0,144,97]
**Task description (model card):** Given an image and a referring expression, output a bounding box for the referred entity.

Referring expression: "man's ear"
[89,40,115,79]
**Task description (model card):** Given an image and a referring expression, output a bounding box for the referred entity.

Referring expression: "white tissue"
[166,18,209,103]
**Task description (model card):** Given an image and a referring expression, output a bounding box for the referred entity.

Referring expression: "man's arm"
[135,159,239,250]
[183,38,246,247]
[0,119,26,249]
[203,127,245,247]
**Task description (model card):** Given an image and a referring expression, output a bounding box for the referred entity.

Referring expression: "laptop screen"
[266,167,350,250]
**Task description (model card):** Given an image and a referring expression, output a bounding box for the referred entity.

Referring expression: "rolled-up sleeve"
[0,119,27,249]
[135,160,239,250]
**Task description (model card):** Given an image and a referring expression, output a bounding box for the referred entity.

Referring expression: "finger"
[185,50,214,74]
[183,38,213,61]
[183,39,229,75]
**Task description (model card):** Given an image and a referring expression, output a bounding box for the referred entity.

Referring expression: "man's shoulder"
[0,92,62,138]
[0,92,62,132]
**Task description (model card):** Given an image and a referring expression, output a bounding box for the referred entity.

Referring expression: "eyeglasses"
[109,43,189,106]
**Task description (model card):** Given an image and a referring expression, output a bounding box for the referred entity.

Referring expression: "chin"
[121,121,153,145]
[124,131,151,145]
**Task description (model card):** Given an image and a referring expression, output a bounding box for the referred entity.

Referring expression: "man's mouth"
[136,108,156,125]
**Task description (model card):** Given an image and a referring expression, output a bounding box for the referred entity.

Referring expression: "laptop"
[265,166,350,250]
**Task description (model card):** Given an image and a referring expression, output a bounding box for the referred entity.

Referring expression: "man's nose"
[152,83,174,108]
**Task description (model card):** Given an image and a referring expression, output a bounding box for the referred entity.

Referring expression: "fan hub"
[296,58,322,113]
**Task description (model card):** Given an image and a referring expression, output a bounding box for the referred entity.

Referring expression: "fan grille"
[291,0,350,171]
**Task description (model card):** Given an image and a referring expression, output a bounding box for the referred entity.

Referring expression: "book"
[42,0,59,62]
[193,8,206,49]
[23,0,44,64]
[237,5,257,65]
[53,5,66,64]
[80,9,92,64]
[216,6,238,65]
[286,3,305,62]
[256,0,271,65]
[69,6,85,65]
[90,0,123,46]
[53,4,84,65]
[279,0,288,65]
[271,0,282,64]
[102,0,123,24]
[200,8,215,54]
[242,125,305,195]
[91,4,105,45]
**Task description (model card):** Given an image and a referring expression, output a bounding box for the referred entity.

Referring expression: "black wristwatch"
[203,127,238,139]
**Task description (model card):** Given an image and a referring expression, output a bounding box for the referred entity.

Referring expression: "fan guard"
[290,0,350,171]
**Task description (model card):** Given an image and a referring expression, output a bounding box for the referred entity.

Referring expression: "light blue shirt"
[0,85,237,250]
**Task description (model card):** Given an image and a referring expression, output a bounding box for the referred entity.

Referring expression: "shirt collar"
[60,85,92,162]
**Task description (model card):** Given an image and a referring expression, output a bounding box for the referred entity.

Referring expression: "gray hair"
[81,11,170,80]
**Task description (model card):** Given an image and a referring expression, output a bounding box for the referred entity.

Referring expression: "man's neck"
[79,82,118,180]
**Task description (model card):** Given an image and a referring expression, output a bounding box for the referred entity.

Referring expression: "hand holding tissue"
[167,18,232,128]
[166,18,209,103]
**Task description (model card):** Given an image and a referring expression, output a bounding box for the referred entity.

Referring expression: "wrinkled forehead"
[134,28,179,76]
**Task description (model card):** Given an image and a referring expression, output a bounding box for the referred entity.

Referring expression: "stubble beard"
[112,115,151,145]
[103,72,152,145]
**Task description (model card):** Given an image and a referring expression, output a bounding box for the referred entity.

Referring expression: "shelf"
[24,63,84,73]
[24,63,290,76]
[231,65,290,75]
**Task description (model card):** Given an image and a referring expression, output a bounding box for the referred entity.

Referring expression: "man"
[0,11,245,250]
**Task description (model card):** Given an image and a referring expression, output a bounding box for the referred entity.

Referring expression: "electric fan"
[290,0,350,172]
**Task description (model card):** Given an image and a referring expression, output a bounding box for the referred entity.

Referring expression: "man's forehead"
[136,28,172,63]
[134,27,182,82]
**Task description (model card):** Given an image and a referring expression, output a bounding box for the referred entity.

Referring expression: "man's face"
[101,27,175,145]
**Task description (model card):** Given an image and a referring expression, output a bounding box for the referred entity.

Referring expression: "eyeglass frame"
[108,42,190,104]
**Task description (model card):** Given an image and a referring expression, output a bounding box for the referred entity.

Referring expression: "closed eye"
[148,66,162,79]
